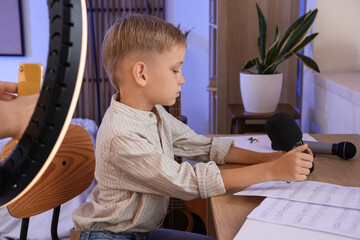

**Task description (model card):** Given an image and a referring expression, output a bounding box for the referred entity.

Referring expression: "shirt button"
[149,113,154,118]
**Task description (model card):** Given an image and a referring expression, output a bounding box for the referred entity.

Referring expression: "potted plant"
[240,3,320,113]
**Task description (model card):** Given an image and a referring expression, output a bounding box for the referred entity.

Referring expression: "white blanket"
[0,118,98,240]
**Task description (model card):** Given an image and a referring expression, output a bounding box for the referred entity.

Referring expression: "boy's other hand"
[0,81,18,101]
[267,144,314,182]
[1,93,39,140]
[8,94,39,140]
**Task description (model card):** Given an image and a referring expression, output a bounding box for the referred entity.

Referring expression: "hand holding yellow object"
[0,63,42,140]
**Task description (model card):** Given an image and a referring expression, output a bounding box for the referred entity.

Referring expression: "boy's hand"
[267,144,314,182]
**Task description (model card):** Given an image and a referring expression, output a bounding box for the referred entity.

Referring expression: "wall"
[313,0,360,72]
[0,0,48,84]
[165,0,210,134]
[301,0,360,133]
[1,0,209,135]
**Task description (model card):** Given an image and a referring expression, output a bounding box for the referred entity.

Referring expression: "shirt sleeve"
[161,108,234,164]
[97,133,226,200]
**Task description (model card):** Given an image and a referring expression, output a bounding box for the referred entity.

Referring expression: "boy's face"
[144,44,186,108]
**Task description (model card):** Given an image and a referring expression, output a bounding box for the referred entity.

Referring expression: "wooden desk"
[210,134,360,240]
[228,104,300,134]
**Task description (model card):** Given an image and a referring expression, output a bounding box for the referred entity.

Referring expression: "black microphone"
[265,112,314,173]
[302,141,356,160]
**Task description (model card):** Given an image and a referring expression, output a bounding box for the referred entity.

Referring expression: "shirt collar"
[110,93,158,122]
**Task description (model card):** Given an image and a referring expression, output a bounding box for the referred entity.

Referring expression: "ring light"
[0,0,88,207]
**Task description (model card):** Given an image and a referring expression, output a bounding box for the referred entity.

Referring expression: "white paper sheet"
[220,133,317,152]
[248,198,360,239]
[235,181,360,210]
[233,218,357,240]
[227,134,360,239]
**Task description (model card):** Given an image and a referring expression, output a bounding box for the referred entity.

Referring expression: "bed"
[0,118,98,240]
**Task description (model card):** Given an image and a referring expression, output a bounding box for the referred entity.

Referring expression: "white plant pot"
[240,72,283,113]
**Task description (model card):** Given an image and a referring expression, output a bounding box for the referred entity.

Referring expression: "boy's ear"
[132,62,147,87]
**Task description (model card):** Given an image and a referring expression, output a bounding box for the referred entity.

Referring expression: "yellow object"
[18,63,44,96]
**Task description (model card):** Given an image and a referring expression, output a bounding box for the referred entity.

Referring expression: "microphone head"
[265,112,303,152]
[336,141,357,160]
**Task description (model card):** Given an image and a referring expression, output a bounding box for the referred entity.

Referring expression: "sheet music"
[223,134,360,238]
[235,181,360,210]
[248,198,360,239]
[220,133,317,152]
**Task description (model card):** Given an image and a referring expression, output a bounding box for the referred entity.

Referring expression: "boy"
[72,15,313,239]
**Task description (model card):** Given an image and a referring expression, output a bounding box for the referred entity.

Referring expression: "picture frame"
[0,0,25,56]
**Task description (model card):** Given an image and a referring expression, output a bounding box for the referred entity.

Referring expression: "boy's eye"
[173,70,180,73]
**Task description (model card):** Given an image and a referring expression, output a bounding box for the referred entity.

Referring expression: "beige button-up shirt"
[72,94,233,232]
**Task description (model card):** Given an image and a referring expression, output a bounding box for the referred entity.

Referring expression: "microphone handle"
[296,140,315,174]
[302,140,334,155]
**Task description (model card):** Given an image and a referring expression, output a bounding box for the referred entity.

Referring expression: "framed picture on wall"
[0,0,24,56]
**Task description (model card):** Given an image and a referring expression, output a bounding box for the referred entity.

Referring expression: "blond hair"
[102,14,187,90]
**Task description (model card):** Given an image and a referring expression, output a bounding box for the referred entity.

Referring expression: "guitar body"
[163,206,206,234]
[190,211,207,234]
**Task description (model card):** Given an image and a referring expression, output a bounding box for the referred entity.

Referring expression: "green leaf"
[256,3,267,61]
[292,33,318,53]
[262,60,280,74]
[273,24,280,44]
[257,37,261,59]
[277,9,318,59]
[264,45,278,69]
[246,4,319,74]
[271,33,317,68]
[242,59,257,71]
[264,25,280,66]
[255,57,266,73]
[254,57,260,67]
[277,10,309,54]
[293,52,320,72]
[262,51,293,74]
[263,64,278,74]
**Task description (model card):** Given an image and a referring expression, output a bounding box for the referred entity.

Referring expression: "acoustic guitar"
[163,96,207,235]
[162,197,206,234]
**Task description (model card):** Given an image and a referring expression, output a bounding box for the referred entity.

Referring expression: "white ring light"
[0,0,88,207]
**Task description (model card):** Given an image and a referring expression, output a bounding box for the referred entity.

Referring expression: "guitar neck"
[169,95,182,163]
[169,197,185,209]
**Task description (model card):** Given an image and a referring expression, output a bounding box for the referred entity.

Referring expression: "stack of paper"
[235,181,360,239]
[220,135,359,239]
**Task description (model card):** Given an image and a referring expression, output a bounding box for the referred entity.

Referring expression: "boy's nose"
[179,74,185,85]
